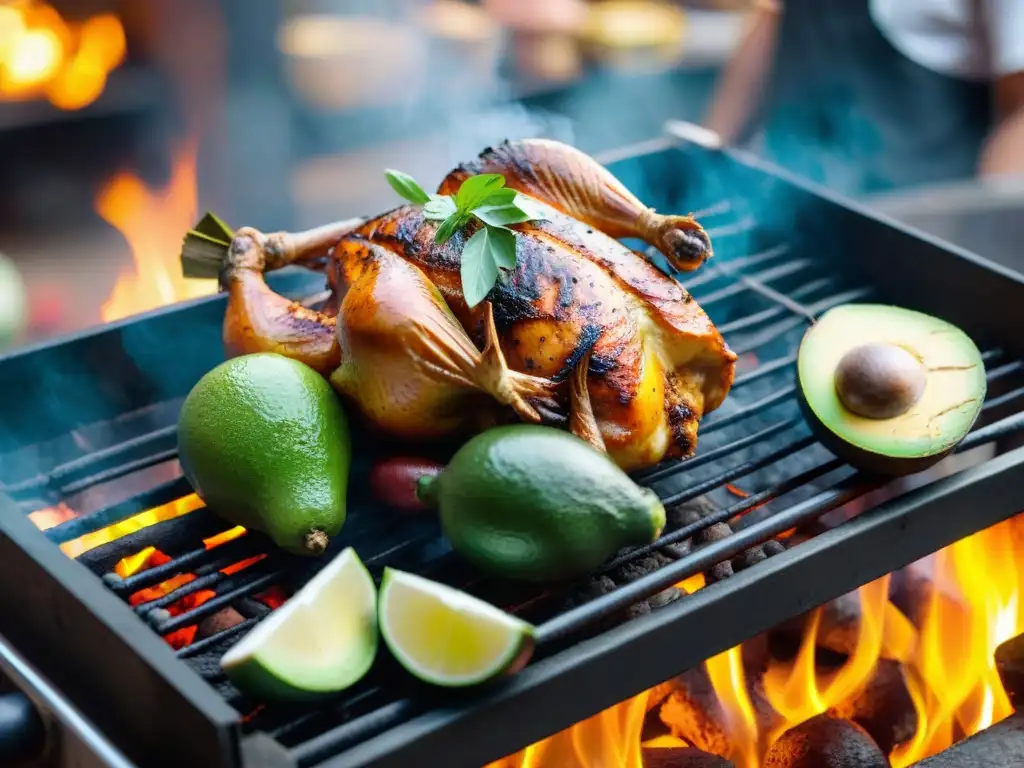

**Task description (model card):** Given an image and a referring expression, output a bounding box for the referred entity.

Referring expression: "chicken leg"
[439,139,713,272]
[219,220,362,374]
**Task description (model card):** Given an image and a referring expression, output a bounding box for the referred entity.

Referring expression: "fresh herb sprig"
[385,170,546,308]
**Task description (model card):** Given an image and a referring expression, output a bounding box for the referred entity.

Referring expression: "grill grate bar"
[177,618,258,659]
[2,424,178,496]
[539,474,880,643]
[269,687,384,742]
[637,416,802,484]
[680,245,791,291]
[136,569,227,615]
[290,700,421,768]
[693,258,813,307]
[604,458,846,574]
[59,449,179,498]
[700,385,797,434]
[732,353,796,388]
[715,258,818,324]
[536,407,1024,644]
[77,511,231,574]
[153,571,281,636]
[45,476,192,544]
[981,386,1024,413]
[660,434,818,507]
[717,277,836,335]
[137,558,277,619]
[110,535,263,595]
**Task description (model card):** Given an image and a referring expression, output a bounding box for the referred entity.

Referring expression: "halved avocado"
[797,304,986,476]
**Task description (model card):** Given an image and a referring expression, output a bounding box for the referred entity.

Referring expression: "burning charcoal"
[235,597,273,619]
[995,633,1024,709]
[563,552,682,626]
[666,496,718,529]
[770,590,866,659]
[732,546,767,572]
[828,659,916,753]
[646,682,679,716]
[196,607,246,640]
[698,523,732,544]
[658,638,780,756]
[706,562,734,584]
[697,523,735,584]
[762,540,786,557]
[660,496,719,557]
[763,714,889,768]
[913,711,1024,766]
[642,746,735,768]
[889,555,970,631]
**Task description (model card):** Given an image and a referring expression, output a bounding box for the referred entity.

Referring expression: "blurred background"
[0,0,751,349]
[0,0,1021,352]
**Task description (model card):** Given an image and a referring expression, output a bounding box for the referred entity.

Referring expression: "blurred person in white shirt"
[703,0,1024,195]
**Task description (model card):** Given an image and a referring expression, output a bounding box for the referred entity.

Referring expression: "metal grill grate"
[6,181,1024,768]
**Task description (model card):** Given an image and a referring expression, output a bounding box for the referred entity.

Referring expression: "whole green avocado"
[177,353,351,556]
[418,425,666,582]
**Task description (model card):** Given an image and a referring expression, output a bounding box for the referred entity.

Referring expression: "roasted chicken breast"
[216,139,737,471]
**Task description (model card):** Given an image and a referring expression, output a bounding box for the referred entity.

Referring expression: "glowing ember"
[491,514,1024,767]
[0,1,125,110]
[29,494,263,649]
[96,139,218,322]
[29,493,204,559]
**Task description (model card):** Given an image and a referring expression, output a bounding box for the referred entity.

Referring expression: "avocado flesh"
[798,304,986,472]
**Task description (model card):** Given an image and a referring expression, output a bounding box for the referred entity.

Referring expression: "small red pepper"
[369,457,444,513]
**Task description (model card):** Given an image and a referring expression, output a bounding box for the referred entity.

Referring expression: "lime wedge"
[378,568,534,687]
[221,547,377,701]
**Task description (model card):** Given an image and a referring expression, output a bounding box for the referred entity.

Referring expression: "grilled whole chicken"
[217,139,737,471]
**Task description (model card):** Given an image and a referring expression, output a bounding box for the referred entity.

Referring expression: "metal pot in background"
[863,176,1024,276]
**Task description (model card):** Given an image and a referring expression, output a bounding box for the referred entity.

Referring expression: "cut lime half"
[221,547,377,701]
[378,568,534,687]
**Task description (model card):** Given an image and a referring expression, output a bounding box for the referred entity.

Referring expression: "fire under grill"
[4,131,1024,768]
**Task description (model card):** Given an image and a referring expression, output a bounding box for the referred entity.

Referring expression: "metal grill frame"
[4,129,1024,768]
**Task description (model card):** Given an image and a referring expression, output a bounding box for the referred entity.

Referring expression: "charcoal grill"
[4,124,1024,768]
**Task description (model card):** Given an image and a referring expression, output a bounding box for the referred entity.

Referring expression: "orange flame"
[96,139,218,322]
[489,515,1024,767]
[891,521,1020,765]
[30,494,253,649]
[488,691,650,768]
[0,1,125,110]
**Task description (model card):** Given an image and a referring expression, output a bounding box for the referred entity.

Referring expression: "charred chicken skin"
[218,139,737,471]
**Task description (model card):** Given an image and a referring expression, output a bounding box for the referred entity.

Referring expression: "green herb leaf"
[456,173,505,212]
[385,169,431,205]
[461,227,501,308]
[434,213,465,245]
[423,195,458,221]
[472,202,532,228]
[512,193,548,221]
[488,225,517,271]
[479,188,517,207]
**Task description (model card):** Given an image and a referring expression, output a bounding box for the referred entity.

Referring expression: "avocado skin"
[427,424,666,582]
[177,353,352,556]
[797,388,972,477]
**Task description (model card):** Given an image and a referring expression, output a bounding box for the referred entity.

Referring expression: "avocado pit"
[834,342,926,420]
